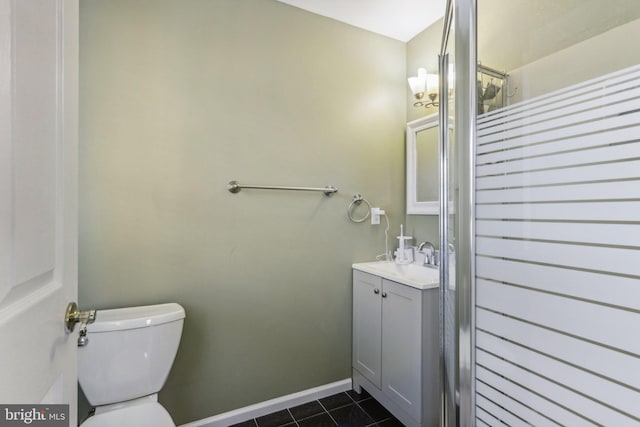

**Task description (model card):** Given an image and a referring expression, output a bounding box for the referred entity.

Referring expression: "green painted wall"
[404,19,443,245]
[504,17,640,103]
[78,0,406,424]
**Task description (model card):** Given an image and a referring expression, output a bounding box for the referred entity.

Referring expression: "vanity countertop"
[352,261,439,290]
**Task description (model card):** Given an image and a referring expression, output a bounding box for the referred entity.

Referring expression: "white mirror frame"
[407,113,439,215]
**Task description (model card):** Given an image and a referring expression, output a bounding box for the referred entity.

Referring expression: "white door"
[0,0,78,424]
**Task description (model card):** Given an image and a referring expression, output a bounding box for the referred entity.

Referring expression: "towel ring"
[347,194,371,223]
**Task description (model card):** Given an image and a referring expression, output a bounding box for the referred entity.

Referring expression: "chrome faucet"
[417,241,436,267]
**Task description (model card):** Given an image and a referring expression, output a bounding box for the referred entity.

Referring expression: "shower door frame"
[439,0,477,425]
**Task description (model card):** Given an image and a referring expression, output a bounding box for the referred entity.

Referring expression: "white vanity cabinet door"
[353,271,383,388]
[353,266,439,427]
[381,279,423,422]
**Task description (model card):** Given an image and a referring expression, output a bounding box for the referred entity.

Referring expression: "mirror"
[407,113,439,214]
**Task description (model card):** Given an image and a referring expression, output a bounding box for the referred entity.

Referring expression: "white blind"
[475,65,640,426]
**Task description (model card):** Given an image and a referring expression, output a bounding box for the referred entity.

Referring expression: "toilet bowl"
[78,303,185,427]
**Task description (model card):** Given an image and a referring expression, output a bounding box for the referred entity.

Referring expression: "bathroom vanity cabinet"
[352,268,439,427]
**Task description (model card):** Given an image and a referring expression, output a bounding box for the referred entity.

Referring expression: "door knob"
[64,302,96,333]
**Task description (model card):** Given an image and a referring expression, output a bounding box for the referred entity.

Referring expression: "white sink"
[352,261,439,290]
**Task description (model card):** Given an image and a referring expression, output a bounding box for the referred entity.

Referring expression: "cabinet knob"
[382,292,387,298]
[374,288,380,294]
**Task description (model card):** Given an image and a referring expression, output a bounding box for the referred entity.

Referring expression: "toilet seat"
[80,401,175,427]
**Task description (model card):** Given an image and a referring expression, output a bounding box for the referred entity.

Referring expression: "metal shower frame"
[439,0,477,426]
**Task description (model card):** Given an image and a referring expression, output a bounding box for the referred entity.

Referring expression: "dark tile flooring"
[229,389,404,427]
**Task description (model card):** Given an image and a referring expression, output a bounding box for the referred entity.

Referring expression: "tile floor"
[229,389,404,427]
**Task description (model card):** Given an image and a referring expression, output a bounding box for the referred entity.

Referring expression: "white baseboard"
[179,378,352,427]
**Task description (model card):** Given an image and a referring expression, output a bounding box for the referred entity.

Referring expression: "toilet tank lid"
[88,303,185,333]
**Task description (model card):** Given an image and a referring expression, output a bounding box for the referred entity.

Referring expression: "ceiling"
[276,0,446,42]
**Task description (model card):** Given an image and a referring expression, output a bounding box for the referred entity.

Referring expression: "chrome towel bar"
[227,181,338,197]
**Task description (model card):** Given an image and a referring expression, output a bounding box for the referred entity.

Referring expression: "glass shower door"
[473,2,640,425]
[439,1,457,426]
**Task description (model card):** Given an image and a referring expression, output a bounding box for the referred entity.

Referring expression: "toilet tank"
[78,303,185,406]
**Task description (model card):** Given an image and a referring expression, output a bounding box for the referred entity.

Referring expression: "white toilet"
[78,303,186,427]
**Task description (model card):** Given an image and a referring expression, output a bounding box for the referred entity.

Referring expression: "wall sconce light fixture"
[408,68,439,108]
[408,66,455,109]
